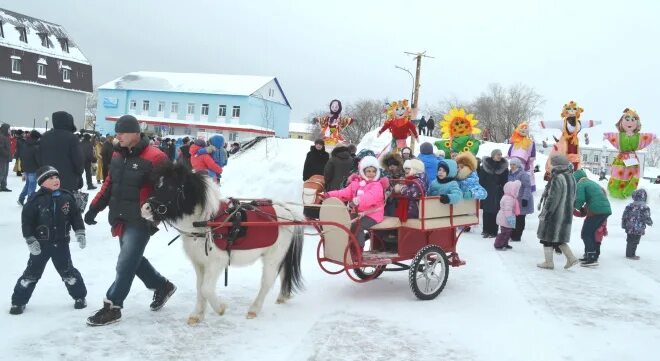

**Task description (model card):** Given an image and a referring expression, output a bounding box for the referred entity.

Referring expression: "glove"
[521,199,528,208]
[75,230,86,249]
[206,145,217,153]
[26,237,41,256]
[84,210,98,225]
[506,216,516,228]
[352,197,360,206]
[439,195,450,204]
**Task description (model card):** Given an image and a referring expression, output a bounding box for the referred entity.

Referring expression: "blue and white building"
[96,71,292,140]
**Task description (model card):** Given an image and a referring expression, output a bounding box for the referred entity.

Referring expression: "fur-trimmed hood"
[481,156,509,175]
[381,152,403,169]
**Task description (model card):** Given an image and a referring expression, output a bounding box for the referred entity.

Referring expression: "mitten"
[84,210,98,225]
[521,199,528,208]
[75,230,86,249]
[439,195,450,204]
[206,145,216,153]
[26,237,41,256]
[352,197,360,206]
[506,216,516,228]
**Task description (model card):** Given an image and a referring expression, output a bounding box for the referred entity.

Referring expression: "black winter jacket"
[478,156,509,213]
[80,139,95,164]
[19,138,41,173]
[22,188,84,243]
[38,117,84,191]
[178,144,192,169]
[90,136,168,226]
[303,145,329,181]
[323,146,354,191]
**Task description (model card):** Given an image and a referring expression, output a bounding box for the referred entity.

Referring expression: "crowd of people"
[302,138,653,269]
[1,113,239,325]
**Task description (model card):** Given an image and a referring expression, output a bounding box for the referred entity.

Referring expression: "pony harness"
[211,199,279,251]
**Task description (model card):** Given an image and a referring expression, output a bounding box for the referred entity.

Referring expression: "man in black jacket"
[38,111,84,192]
[323,145,354,191]
[17,130,42,205]
[303,139,329,181]
[177,137,192,169]
[80,134,97,190]
[84,115,176,326]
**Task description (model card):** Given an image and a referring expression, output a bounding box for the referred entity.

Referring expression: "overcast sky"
[4,0,659,134]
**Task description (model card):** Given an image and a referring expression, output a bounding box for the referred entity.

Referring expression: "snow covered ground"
[2,135,660,361]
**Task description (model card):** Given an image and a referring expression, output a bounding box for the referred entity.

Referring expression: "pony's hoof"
[246,311,257,319]
[187,316,201,325]
[276,298,286,304]
[217,304,226,316]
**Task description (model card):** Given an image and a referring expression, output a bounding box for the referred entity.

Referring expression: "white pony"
[141,162,304,324]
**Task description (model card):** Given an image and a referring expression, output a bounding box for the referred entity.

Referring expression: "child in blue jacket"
[427,159,463,204]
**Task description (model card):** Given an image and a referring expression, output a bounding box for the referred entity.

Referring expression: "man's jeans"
[19,173,37,203]
[106,222,166,307]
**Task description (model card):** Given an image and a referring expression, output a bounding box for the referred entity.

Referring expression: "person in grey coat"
[323,145,353,191]
[536,155,579,269]
[507,157,533,241]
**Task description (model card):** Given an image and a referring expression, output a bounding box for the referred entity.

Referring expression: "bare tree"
[85,88,98,130]
[645,141,660,167]
[342,99,387,145]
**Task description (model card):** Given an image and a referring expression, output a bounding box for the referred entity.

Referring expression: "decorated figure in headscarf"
[604,108,656,198]
[315,99,354,147]
[507,122,537,192]
[540,101,599,178]
[377,99,419,152]
[434,108,481,157]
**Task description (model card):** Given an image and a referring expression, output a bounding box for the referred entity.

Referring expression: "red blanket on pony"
[211,200,279,251]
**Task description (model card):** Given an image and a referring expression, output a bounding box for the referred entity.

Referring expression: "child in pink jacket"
[494,180,521,250]
[325,155,386,248]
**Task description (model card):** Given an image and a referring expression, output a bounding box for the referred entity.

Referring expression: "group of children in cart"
[321,142,488,249]
[321,141,653,263]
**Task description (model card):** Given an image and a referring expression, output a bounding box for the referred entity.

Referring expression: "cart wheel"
[409,245,449,300]
[353,265,385,280]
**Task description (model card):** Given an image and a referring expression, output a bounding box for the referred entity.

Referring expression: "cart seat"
[370,199,479,230]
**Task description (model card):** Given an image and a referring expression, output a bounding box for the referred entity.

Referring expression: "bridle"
[145,183,208,240]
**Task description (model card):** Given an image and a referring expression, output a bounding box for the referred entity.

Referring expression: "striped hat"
[36,166,60,186]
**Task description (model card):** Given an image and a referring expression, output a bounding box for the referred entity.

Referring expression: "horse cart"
[313,196,479,300]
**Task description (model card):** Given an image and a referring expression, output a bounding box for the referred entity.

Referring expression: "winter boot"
[558,244,579,269]
[9,304,25,315]
[87,300,121,326]
[150,280,177,311]
[74,298,87,310]
[537,247,554,270]
[580,252,599,267]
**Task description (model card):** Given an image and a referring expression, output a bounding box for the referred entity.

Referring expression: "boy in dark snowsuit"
[622,188,653,260]
[9,166,87,315]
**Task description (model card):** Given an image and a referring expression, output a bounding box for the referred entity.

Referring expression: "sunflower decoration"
[434,108,482,156]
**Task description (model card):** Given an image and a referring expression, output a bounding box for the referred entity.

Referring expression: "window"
[593,155,599,163]
[0,21,4,38]
[16,27,27,43]
[62,68,71,82]
[38,33,53,48]
[218,105,227,117]
[187,103,195,115]
[171,102,179,115]
[604,156,609,163]
[232,106,240,118]
[229,132,238,141]
[11,56,21,74]
[201,104,209,116]
[297,135,303,139]
[158,101,166,113]
[268,88,274,97]
[142,100,150,112]
[58,38,69,53]
[38,64,46,78]
[129,100,137,111]
[184,127,192,135]
[582,154,588,162]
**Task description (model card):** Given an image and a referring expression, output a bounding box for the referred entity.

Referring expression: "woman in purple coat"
[508,158,534,241]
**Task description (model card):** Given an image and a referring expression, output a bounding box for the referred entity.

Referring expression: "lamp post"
[395,65,415,104]
[44,116,49,131]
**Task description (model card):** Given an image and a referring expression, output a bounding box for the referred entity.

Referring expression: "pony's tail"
[280,225,304,296]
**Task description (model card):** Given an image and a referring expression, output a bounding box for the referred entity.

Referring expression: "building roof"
[288,122,315,133]
[99,71,283,97]
[0,8,90,65]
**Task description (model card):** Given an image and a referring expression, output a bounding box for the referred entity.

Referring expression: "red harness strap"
[211,200,280,251]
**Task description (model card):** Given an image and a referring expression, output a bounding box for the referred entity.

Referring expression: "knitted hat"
[403,159,425,174]
[550,154,571,167]
[420,142,434,155]
[491,149,502,157]
[114,115,141,133]
[437,161,450,174]
[509,157,523,168]
[36,166,59,186]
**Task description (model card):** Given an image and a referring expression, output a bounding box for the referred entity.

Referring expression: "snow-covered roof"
[99,71,278,97]
[0,8,90,65]
[104,114,275,136]
[288,122,315,133]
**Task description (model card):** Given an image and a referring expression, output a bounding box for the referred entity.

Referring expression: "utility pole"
[404,51,434,110]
